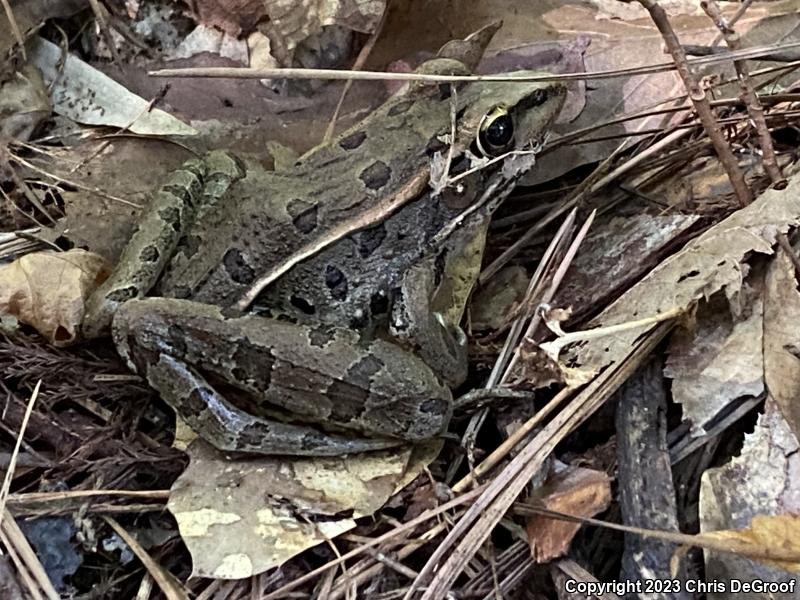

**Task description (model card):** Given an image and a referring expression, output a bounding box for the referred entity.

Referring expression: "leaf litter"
[2,0,800,598]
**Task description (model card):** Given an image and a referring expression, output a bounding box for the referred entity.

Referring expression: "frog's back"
[256,187,470,329]
[157,87,455,308]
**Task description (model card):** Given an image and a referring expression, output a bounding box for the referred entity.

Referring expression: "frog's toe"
[435,312,467,348]
[431,312,469,387]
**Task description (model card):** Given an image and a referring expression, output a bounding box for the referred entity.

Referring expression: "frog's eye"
[476,105,514,157]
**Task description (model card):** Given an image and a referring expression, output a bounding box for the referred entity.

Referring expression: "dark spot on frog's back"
[338,130,367,150]
[387,99,413,116]
[347,354,384,386]
[357,223,387,258]
[294,206,318,233]
[370,292,389,316]
[290,295,316,315]
[287,199,318,234]
[222,248,255,284]
[359,161,391,190]
[177,234,202,259]
[324,265,348,300]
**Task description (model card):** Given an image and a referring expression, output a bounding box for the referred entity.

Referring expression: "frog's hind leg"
[113,297,450,456]
[141,353,400,455]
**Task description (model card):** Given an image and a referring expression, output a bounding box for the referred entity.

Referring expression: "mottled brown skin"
[87,61,566,456]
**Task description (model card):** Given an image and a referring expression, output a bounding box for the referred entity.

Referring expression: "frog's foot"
[113,297,452,455]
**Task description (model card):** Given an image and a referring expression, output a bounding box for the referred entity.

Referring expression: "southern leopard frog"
[83,59,565,455]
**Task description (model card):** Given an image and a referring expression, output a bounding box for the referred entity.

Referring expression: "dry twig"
[701,0,785,187]
[638,0,751,207]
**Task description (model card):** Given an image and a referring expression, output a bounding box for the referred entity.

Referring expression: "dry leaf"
[764,245,800,439]
[169,439,440,578]
[28,37,196,136]
[46,140,194,262]
[168,24,249,62]
[555,171,800,387]
[553,214,700,324]
[263,0,384,64]
[526,462,611,562]
[186,0,264,37]
[704,513,800,574]
[588,0,704,21]
[0,250,110,346]
[700,400,800,584]
[247,30,280,85]
[469,265,527,331]
[0,0,87,69]
[665,289,765,434]
[523,1,800,184]
[0,64,51,141]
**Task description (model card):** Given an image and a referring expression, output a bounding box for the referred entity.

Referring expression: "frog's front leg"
[391,260,468,388]
[113,298,453,456]
[391,217,489,388]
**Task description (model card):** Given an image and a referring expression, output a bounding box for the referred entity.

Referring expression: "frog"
[82,59,566,456]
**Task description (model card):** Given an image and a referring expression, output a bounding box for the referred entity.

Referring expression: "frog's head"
[457,74,566,158]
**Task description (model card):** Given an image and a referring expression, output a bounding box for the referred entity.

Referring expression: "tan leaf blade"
[0,250,110,346]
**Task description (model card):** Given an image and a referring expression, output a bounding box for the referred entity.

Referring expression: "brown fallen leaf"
[764,245,800,439]
[522,0,800,184]
[44,139,193,262]
[700,399,800,583]
[29,37,196,136]
[0,64,51,141]
[0,249,110,346]
[169,439,441,578]
[665,287,764,434]
[469,265,528,332]
[186,0,265,37]
[262,0,384,65]
[525,462,611,562]
[549,170,800,388]
[553,213,700,324]
[704,514,800,574]
[0,0,87,73]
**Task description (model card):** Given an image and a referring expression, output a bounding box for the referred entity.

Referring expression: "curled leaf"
[0,250,110,346]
